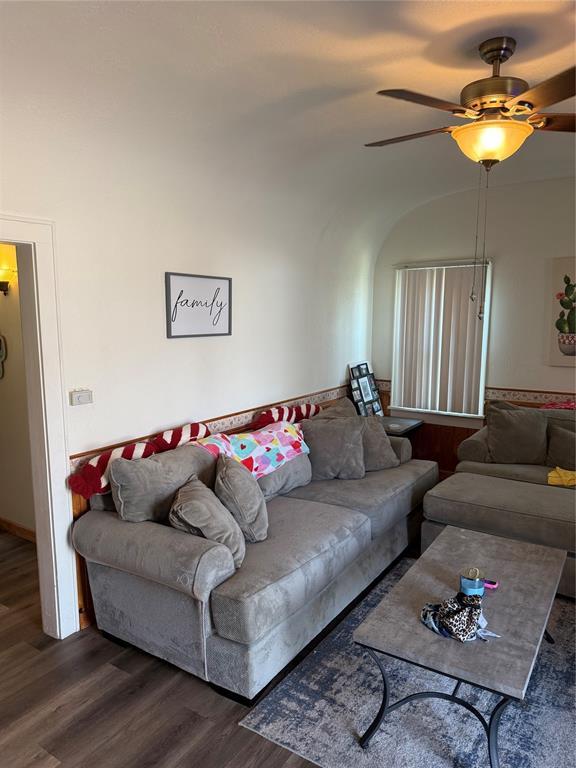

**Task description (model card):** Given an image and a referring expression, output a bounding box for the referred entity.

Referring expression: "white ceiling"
[2,1,574,247]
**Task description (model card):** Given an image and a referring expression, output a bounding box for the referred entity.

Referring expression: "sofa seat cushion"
[286,460,438,539]
[210,497,370,644]
[424,472,575,553]
[456,461,552,486]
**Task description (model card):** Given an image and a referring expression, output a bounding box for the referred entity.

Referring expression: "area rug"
[240,559,575,768]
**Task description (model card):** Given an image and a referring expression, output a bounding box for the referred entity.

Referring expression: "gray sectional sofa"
[422,403,575,598]
[73,410,438,700]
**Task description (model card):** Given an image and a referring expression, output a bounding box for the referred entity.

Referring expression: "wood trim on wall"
[0,516,36,543]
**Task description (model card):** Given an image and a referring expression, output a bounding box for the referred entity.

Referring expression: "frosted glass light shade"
[451,119,534,163]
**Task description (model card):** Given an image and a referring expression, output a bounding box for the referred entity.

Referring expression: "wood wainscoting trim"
[0,516,36,543]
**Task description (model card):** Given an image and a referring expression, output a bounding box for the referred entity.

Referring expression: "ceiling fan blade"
[365,127,453,147]
[505,67,575,112]
[377,89,472,115]
[529,113,575,132]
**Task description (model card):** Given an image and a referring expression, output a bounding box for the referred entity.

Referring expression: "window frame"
[391,261,492,419]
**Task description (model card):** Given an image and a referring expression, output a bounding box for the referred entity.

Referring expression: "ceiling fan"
[366,36,575,167]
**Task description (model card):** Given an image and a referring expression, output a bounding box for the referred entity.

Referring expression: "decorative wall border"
[485,387,575,405]
[375,379,574,406]
[204,385,348,434]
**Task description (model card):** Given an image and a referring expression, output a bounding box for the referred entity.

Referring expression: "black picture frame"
[348,361,383,417]
[165,272,232,338]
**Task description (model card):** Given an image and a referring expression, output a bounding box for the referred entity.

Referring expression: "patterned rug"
[240,559,576,768]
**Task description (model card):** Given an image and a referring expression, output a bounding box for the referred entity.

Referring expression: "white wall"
[0,4,380,454]
[0,244,35,530]
[372,177,576,393]
[0,4,573,453]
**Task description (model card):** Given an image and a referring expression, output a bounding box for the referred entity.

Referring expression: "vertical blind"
[392,263,490,417]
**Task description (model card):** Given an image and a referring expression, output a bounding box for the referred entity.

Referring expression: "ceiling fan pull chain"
[478,167,491,321]
[470,162,483,303]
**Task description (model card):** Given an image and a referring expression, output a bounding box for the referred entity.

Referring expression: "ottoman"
[422,472,575,597]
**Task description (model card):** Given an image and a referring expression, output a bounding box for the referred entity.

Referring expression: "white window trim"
[391,261,492,419]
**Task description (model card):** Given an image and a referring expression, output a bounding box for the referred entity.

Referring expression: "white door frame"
[0,213,78,638]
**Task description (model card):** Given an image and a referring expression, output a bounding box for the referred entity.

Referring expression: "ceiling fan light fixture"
[450,118,533,163]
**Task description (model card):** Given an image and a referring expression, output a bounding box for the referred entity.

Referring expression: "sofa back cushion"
[547,424,576,471]
[312,399,398,471]
[214,456,268,542]
[543,408,576,433]
[312,397,357,420]
[257,453,312,500]
[300,416,365,480]
[109,443,217,523]
[486,402,547,464]
[169,477,245,568]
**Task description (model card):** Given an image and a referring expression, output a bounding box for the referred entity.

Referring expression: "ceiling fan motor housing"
[460,76,530,111]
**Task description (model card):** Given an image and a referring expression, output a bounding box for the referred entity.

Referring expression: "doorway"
[0,216,78,639]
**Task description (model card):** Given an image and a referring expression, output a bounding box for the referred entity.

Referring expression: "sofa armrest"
[457,426,490,463]
[72,509,235,602]
[390,436,412,464]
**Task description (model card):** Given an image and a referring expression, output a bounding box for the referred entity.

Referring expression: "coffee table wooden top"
[353,527,566,700]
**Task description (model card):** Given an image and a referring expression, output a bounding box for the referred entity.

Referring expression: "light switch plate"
[69,389,93,406]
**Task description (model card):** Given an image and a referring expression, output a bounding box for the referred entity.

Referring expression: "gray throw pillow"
[363,416,400,471]
[214,456,268,542]
[300,417,365,480]
[109,443,217,523]
[486,403,547,464]
[547,424,576,471]
[312,397,358,420]
[257,454,312,500]
[169,477,246,568]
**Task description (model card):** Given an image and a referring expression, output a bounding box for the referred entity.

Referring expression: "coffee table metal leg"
[359,647,514,766]
[488,696,512,768]
[359,648,389,749]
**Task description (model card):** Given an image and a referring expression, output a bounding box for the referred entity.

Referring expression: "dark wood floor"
[0,531,314,768]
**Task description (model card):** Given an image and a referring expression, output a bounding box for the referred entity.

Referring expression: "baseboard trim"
[0,516,36,543]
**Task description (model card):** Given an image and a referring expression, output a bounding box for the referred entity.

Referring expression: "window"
[392,263,491,417]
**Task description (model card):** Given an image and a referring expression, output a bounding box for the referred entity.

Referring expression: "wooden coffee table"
[353,527,566,768]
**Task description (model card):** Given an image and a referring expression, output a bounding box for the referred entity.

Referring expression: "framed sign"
[165,272,232,338]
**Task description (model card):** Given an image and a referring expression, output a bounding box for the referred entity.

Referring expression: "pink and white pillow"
[252,403,321,429]
[197,421,309,479]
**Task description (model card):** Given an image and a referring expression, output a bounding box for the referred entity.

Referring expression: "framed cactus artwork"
[548,257,576,366]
